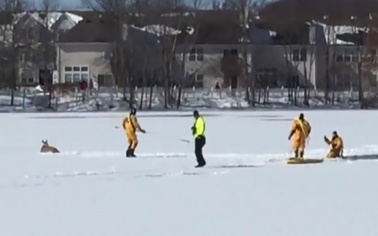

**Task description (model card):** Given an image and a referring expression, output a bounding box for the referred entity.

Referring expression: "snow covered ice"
[1,110,378,236]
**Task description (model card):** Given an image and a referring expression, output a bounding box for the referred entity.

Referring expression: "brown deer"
[40,140,60,153]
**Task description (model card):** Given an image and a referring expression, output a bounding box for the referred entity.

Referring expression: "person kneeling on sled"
[123,108,146,157]
[324,131,344,158]
[192,110,206,168]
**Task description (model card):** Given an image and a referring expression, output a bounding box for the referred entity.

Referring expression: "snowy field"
[1,110,378,236]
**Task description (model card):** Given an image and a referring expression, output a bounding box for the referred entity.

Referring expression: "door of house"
[39,69,52,86]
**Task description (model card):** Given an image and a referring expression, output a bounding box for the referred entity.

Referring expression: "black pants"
[195,136,206,165]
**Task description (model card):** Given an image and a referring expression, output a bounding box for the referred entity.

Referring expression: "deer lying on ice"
[40,140,60,153]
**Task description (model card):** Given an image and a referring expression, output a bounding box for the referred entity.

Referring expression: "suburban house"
[55,13,166,88]
[0,11,83,87]
[258,0,378,91]
[55,15,115,87]
[175,10,319,90]
[4,4,370,92]
[17,11,83,86]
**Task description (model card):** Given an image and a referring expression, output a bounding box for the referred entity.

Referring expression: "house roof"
[257,0,378,45]
[0,12,13,25]
[58,10,247,44]
[259,0,378,27]
[58,16,117,42]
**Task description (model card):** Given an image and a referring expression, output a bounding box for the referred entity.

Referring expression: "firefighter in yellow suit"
[192,110,206,168]
[324,131,344,158]
[288,113,311,159]
[122,108,145,157]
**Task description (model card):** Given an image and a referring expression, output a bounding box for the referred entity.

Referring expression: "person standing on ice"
[192,110,206,167]
[123,108,145,157]
[288,113,311,159]
[324,131,344,158]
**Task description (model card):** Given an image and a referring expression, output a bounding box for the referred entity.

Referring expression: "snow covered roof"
[14,11,82,31]
[130,24,195,37]
[309,20,368,45]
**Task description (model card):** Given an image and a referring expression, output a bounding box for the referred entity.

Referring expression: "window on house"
[286,75,300,88]
[196,48,203,61]
[73,73,81,82]
[98,74,113,86]
[292,49,300,61]
[189,48,203,61]
[292,48,307,62]
[300,48,307,61]
[257,68,278,87]
[21,73,34,85]
[189,48,196,61]
[195,74,204,88]
[335,73,356,90]
[64,73,72,83]
[21,77,34,84]
[223,49,238,57]
[230,49,238,56]
[344,54,352,62]
[64,65,89,83]
[336,49,359,63]
[27,28,34,40]
[81,74,89,81]
[189,73,204,88]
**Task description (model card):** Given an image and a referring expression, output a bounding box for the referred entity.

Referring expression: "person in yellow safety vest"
[288,113,311,159]
[324,131,344,158]
[191,110,206,168]
[122,108,145,157]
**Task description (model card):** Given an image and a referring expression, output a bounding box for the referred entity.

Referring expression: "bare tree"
[39,0,61,109]
[151,1,187,108]
[125,1,158,110]
[175,0,201,108]
[281,30,300,106]
[355,14,378,108]
[83,0,134,107]
[0,0,29,106]
[225,0,265,106]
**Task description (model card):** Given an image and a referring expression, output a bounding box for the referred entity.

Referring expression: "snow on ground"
[1,110,378,236]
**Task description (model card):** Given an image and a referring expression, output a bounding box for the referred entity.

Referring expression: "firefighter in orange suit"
[122,108,145,157]
[324,131,344,158]
[288,113,311,159]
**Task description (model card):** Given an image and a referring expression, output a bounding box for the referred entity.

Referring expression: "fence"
[0,86,375,111]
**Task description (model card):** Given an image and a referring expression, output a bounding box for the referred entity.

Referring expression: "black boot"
[129,149,137,157]
[126,148,132,157]
[299,151,304,159]
[195,162,206,168]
